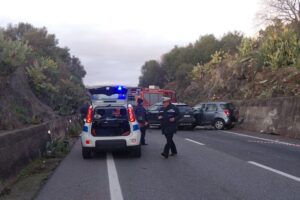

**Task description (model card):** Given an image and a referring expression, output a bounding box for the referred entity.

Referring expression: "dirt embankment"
[169,58,300,105]
[0,67,56,130]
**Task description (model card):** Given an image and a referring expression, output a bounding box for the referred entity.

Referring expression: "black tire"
[226,124,235,130]
[130,146,141,158]
[82,147,92,159]
[214,119,225,130]
[188,124,197,130]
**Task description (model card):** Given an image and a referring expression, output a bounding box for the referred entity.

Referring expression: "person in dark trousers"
[134,98,149,145]
[158,97,180,158]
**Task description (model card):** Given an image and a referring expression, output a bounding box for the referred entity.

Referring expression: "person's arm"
[143,107,149,125]
[169,105,180,122]
[174,105,181,122]
[158,107,163,120]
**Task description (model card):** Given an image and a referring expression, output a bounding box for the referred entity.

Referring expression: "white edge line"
[222,130,297,146]
[248,161,300,182]
[185,138,205,146]
[106,153,124,200]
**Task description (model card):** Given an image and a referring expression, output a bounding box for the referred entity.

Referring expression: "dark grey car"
[147,102,196,130]
[192,102,239,130]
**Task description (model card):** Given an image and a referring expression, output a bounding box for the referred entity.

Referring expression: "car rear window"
[220,103,235,110]
[177,105,192,113]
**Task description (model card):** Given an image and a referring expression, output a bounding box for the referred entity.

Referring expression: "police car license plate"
[184,115,190,117]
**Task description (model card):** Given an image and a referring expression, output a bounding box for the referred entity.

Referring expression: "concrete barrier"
[0,116,79,184]
[235,96,300,139]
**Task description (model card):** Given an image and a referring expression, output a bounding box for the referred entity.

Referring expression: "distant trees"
[138,32,243,88]
[138,60,166,88]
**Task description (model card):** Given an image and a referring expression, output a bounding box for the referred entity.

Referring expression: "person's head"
[137,98,143,105]
[162,97,171,108]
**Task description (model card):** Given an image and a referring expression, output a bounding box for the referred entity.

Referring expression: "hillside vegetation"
[139,0,300,104]
[0,23,87,130]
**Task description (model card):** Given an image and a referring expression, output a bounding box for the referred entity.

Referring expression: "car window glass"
[206,104,217,111]
[220,103,235,110]
[194,104,205,111]
[149,105,160,111]
[177,105,192,113]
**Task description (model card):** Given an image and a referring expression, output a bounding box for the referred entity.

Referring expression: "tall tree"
[138,60,166,88]
[258,0,300,32]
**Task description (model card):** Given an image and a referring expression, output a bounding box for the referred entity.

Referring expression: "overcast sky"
[0,0,260,86]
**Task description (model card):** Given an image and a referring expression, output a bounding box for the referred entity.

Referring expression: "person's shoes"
[141,143,148,145]
[170,153,177,156]
[161,153,168,159]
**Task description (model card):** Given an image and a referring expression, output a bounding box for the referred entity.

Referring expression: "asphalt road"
[35,128,300,200]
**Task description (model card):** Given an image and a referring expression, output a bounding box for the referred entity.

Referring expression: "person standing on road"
[158,97,180,158]
[134,98,149,145]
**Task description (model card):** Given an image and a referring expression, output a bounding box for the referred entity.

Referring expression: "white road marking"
[222,130,300,147]
[185,138,205,146]
[106,153,124,200]
[248,161,300,182]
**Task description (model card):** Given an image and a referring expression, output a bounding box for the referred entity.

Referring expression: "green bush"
[258,23,299,69]
[238,38,256,58]
[0,30,32,75]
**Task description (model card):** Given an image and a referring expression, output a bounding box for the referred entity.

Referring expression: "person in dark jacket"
[134,98,149,145]
[158,97,180,158]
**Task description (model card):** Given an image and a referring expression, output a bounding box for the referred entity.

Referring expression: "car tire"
[226,124,235,130]
[82,147,92,159]
[185,125,196,130]
[130,146,141,158]
[214,119,225,130]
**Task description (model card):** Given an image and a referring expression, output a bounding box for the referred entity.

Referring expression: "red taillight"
[86,106,93,123]
[224,109,230,116]
[128,107,135,122]
[85,139,90,145]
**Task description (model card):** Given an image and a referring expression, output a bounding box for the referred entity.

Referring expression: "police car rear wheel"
[82,147,92,159]
[130,146,141,158]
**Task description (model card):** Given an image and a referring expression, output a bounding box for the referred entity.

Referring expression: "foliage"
[210,50,230,64]
[258,1,300,26]
[5,23,58,58]
[26,57,86,115]
[140,32,244,88]
[219,31,244,53]
[238,37,257,58]
[138,60,166,87]
[0,30,32,75]
[11,103,30,124]
[46,137,69,158]
[258,22,299,69]
[67,122,82,138]
[176,63,194,87]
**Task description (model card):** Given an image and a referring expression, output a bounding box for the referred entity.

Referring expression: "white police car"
[81,86,141,159]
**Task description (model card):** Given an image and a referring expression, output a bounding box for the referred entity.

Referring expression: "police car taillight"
[86,106,93,123]
[128,107,135,122]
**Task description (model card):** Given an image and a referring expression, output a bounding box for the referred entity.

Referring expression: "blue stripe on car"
[83,126,88,132]
[133,124,139,131]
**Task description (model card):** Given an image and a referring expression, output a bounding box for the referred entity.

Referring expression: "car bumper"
[81,132,141,149]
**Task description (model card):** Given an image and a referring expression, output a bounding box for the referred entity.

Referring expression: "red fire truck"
[127,86,176,108]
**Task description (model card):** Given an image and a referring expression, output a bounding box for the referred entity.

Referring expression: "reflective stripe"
[82,126,88,132]
[133,124,139,131]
